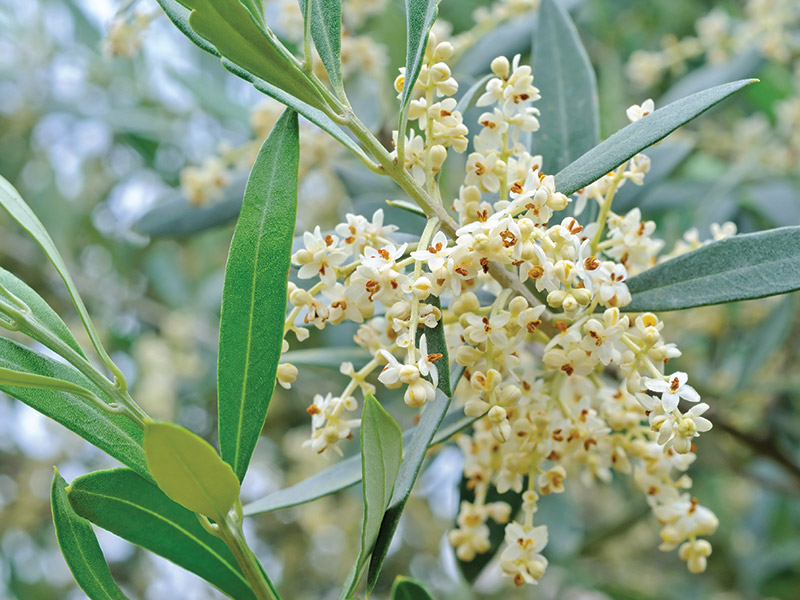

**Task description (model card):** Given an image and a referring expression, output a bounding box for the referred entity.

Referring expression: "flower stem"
[216,516,281,600]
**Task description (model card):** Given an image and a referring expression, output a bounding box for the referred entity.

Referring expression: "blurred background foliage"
[0,0,798,598]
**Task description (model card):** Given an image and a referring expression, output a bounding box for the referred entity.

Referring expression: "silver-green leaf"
[391,576,436,600]
[554,79,756,196]
[51,470,129,600]
[0,266,86,358]
[0,175,121,383]
[218,109,299,482]
[222,59,370,163]
[67,468,255,600]
[339,394,403,600]
[299,0,343,93]
[532,0,599,173]
[624,226,800,312]
[399,0,441,132]
[242,404,475,516]
[0,338,149,480]
[365,368,462,593]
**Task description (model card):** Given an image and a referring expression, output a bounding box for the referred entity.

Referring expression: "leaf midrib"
[62,506,121,599]
[72,488,249,587]
[230,124,289,476]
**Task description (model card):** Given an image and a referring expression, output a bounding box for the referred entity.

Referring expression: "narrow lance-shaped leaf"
[399,0,441,133]
[624,226,800,312]
[179,0,327,110]
[532,0,599,173]
[366,368,464,593]
[0,175,121,382]
[554,79,757,197]
[144,421,241,522]
[51,470,129,600]
[391,576,436,600]
[339,394,403,600]
[155,0,220,56]
[0,366,100,399]
[222,60,370,163]
[416,295,451,396]
[243,393,473,516]
[218,109,299,482]
[0,266,86,358]
[68,468,256,600]
[298,0,343,93]
[0,338,149,480]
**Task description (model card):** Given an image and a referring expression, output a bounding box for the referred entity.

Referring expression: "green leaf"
[416,295,450,396]
[67,468,256,600]
[0,266,85,358]
[0,174,121,383]
[51,470,128,600]
[532,0,599,174]
[624,226,800,312]
[365,368,462,592]
[391,576,435,600]
[0,338,149,480]
[298,0,343,93]
[178,0,327,110]
[340,394,403,600]
[218,109,299,482]
[144,421,240,522]
[222,59,371,163]
[554,79,756,197]
[400,0,441,118]
[0,366,97,398]
[242,398,474,516]
[155,0,220,56]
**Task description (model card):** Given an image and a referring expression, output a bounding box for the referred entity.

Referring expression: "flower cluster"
[282,45,722,585]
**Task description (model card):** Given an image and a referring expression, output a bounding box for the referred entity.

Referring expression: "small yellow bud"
[491,56,510,78]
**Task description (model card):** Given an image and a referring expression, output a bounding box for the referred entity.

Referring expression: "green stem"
[302,0,313,73]
[217,517,280,600]
[590,164,627,252]
[14,313,149,429]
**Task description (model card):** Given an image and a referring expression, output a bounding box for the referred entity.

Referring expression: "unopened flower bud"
[573,288,592,305]
[404,380,433,407]
[277,363,298,388]
[429,144,447,172]
[491,56,510,78]
[547,192,569,211]
[429,62,451,83]
[547,290,566,308]
[562,294,578,314]
[456,345,482,366]
[436,77,459,96]
[433,41,454,62]
[294,249,313,265]
[508,296,528,317]
[452,291,480,315]
[290,288,312,306]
